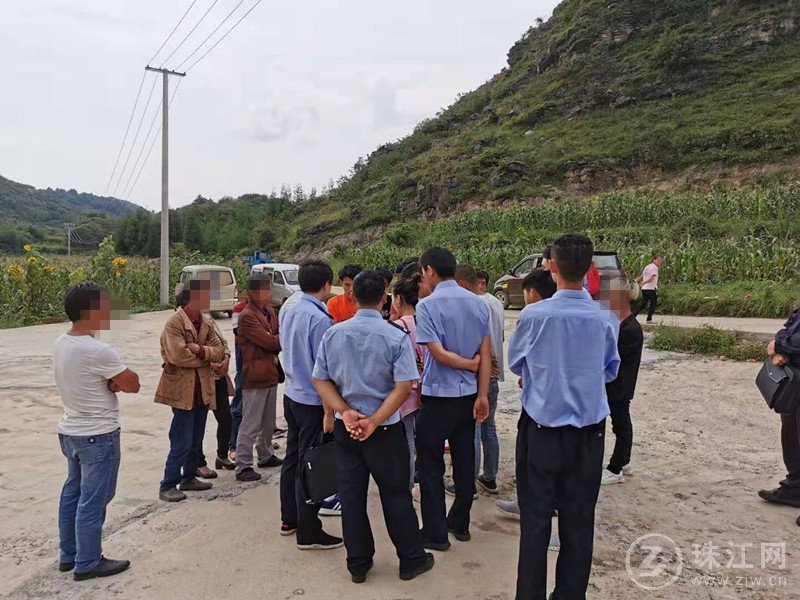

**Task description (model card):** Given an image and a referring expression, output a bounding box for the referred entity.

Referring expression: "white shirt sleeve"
[92,344,127,380]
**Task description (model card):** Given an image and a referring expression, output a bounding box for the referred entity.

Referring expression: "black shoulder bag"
[300,432,338,503]
[757,359,800,414]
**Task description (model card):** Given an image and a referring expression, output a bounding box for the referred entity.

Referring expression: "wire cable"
[112,73,159,195]
[174,0,248,71]
[159,0,220,69]
[104,72,147,193]
[185,0,263,72]
[147,0,200,66]
[124,80,183,201]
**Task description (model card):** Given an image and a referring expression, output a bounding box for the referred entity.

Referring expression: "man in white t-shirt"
[635,255,664,322]
[53,282,140,581]
[461,267,504,494]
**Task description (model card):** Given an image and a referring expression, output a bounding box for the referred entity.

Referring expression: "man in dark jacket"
[759,309,800,521]
[235,274,283,482]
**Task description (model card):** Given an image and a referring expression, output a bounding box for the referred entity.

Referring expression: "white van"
[174,264,238,317]
[250,263,300,309]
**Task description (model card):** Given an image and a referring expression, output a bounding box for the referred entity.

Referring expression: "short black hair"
[552,234,594,283]
[542,244,552,260]
[454,264,479,286]
[523,269,556,299]
[176,277,211,307]
[338,264,363,282]
[475,269,490,285]
[248,272,272,291]
[378,268,394,285]
[64,281,107,322]
[299,260,333,293]
[353,270,386,306]
[419,247,456,279]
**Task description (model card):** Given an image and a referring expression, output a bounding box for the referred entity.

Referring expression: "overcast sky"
[1,0,559,211]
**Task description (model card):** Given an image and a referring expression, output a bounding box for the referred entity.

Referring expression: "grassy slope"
[282,0,800,250]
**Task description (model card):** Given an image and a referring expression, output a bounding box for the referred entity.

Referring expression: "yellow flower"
[7,264,23,279]
[44,265,54,274]
[23,244,32,252]
[114,270,122,279]
[112,257,128,267]
[27,256,38,265]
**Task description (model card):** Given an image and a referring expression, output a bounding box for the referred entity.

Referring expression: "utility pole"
[66,223,73,257]
[145,66,185,306]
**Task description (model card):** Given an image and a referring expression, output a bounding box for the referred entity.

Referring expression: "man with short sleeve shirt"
[508,234,620,600]
[313,270,434,583]
[53,282,140,581]
[278,260,343,549]
[635,254,663,322]
[414,247,492,551]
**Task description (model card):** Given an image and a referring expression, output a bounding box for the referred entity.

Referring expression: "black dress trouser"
[607,398,632,475]
[416,394,477,543]
[516,412,605,600]
[780,409,800,491]
[199,378,232,467]
[333,419,428,575]
[636,289,658,320]
[279,396,325,543]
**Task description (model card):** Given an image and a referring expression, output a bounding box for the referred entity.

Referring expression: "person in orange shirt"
[327,264,362,323]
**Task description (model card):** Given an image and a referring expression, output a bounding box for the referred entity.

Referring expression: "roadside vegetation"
[648,325,766,361]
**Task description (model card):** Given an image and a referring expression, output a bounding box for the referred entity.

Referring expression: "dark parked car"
[493,251,625,308]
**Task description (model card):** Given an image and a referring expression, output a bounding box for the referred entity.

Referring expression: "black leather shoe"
[236,468,262,482]
[758,487,800,508]
[350,560,372,584]
[178,478,212,492]
[399,553,435,581]
[196,468,218,480]
[59,561,74,572]
[448,527,471,542]
[420,531,450,552]
[73,557,130,581]
[257,455,284,468]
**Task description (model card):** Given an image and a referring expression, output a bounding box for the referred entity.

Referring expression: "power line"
[105,72,147,194]
[120,95,163,199]
[112,73,159,195]
[175,0,248,71]
[186,0,264,72]
[147,0,201,65]
[124,79,183,200]
[158,0,220,68]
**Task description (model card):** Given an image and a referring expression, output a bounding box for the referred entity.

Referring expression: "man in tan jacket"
[156,278,226,502]
[235,273,284,481]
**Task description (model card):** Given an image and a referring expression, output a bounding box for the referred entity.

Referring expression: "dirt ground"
[0,309,797,600]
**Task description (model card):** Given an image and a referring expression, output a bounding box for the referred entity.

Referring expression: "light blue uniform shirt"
[280,294,333,406]
[312,309,420,425]
[508,289,620,428]
[416,280,491,398]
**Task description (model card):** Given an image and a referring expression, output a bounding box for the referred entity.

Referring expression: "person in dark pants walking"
[228,295,248,461]
[278,260,343,549]
[634,255,663,322]
[313,270,434,583]
[758,308,800,524]
[415,247,492,551]
[509,234,620,600]
[600,277,644,486]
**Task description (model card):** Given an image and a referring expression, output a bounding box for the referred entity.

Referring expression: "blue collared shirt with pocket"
[508,289,620,428]
[312,309,420,425]
[416,280,491,398]
[280,294,334,406]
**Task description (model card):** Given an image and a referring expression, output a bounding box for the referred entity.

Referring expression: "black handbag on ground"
[756,358,800,414]
[300,434,338,503]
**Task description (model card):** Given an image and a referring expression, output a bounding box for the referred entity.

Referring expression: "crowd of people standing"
[53,234,654,599]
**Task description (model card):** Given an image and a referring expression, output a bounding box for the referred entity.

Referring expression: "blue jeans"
[58,430,121,574]
[229,338,243,452]
[475,379,500,481]
[160,404,209,491]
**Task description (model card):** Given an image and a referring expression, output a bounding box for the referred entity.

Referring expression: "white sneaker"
[601,469,625,485]
[622,463,633,476]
